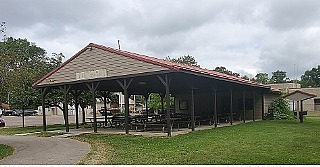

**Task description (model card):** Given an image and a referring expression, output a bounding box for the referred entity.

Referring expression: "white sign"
[76,69,107,80]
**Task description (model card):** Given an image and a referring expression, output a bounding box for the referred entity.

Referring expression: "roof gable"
[33,43,271,90]
[33,43,170,87]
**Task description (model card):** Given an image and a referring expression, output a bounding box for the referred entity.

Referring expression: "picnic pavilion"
[32,43,280,136]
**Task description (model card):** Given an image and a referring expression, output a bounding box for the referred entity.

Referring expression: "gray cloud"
[1,0,320,80]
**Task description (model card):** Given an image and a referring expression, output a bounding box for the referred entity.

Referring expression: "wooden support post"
[144,93,150,117]
[101,91,110,127]
[157,75,171,137]
[243,91,246,123]
[71,90,82,129]
[86,82,100,133]
[253,92,256,121]
[261,93,264,120]
[191,88,195,131]
[230,89,233,125]
[292,100,295,112]
[214,89,218,128]
[40,87,48,132]
[117,79,133,134]
[60,85,71,132]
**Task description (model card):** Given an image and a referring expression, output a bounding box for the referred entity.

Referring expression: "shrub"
[270,98,294,120]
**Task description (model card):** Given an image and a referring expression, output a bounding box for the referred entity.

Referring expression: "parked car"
[0,117,5,127]
[3,110,13,116]
[13,109,38,116]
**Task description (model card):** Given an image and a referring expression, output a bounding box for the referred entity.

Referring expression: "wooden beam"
[71,90,82,129]
[59,85,71,132]
[117,78,133,134]
[157,75,171,137]
[191,88,195,131]
[214,89,218,128]
[243,91,246,123]
[40,87,48,132]
[261,93,264,120]
[253,92,255,121]
[100,91,110,127]
[230,89,233,125]
[144,93,150,117]
[86,82,100,133]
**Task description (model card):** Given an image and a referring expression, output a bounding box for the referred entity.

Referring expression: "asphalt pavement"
[0,135,89,165]
[1,115,77,127]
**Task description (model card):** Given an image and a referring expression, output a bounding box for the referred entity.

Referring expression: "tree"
[255,73,269,84]
[165,55,200,67]
[269,70,290,84]
[300,65,320,88]
[0,37,64,109]
[213,66,240,77]
[148,93,174,112]
[270,97,294,120]
[241,75,250,80]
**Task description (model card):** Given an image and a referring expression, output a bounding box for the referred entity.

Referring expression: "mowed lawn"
[0,144,14,160]
[73,116,320,165]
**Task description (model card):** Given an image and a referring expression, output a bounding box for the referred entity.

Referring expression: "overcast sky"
[1,0,320,79]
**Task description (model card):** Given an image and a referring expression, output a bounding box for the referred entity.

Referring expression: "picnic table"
[86,116,113,127]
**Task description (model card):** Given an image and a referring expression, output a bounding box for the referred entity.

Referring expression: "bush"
[270,98,294,120]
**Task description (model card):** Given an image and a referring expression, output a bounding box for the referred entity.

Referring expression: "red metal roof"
[33,43,273,90]
[283,90,317,101]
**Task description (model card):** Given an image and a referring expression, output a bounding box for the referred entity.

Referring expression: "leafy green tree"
[241,75,250,80]
[0,37,64,109]
[165,55,200,67]
[270,97,294,120]
[300,65,320,88]
[269,70,290,84]
[213,66,240,77]
[255,73,269,84]
[148,93,174,112]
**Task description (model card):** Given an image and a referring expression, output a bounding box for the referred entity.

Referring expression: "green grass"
[1,115,320,164]
[0,124,76,135]
[0,144,14,160]
[73,116,320,165]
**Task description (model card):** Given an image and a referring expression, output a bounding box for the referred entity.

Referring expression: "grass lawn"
[73,116,320,165]
[1,115,320,164]
[0,124,76,135]
[0,144,14,160]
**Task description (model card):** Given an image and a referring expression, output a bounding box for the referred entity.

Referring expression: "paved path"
[0,135,89,165]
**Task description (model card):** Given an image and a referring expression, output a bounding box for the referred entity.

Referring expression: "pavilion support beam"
[292,100,295,112]
[40,87,48,132]
[117,78,133,134]
[261,93,264,120]
[60,85,71,132]
[243,91,246,123]
[157,74,171,137]
[86,82,100,133]
[71,90,83,129]
[101,91,110,126]
[191,88,195,131]
[230,89,233,125]
[253,92,256,121]
[144,93,150,117]
[213,89,218,128]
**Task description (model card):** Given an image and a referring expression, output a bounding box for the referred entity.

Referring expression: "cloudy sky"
[1,0,320,79]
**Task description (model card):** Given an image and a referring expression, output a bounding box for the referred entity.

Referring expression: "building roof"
[283,90,317,101]
[33,43,273,91]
